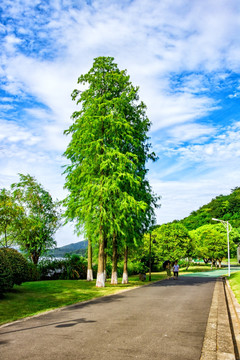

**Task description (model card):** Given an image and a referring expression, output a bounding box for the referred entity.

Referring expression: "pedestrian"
[163,260,172,279]
[173,261,179,279]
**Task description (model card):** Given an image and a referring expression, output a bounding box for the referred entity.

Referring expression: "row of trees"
[0,174,61,264]
[62,57,160,287]
[135,222,240,270]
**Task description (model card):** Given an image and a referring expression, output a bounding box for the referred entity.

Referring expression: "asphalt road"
[0,276,216,360]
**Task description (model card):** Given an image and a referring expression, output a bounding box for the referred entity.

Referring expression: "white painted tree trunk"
[96,272,105,287]
[111,271,118,285]
[87,269,93,281]
[122,271,128,284]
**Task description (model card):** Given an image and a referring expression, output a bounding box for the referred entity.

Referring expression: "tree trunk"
[4,228,7,247]
[218,260,222,268]
[96,226,105,287]
[111,233,118,285]
[31,252,40,265]
[104,252,107,282]
[87,236,93,281]
[122,246,128,284]
[186,257,192,270]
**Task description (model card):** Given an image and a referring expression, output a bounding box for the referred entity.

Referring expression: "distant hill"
[178,187,240,231]
[49,240,88,258]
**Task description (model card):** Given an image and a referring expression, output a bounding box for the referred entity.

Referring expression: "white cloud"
[166,123,216,144]
[153,172,240,225]
[0,119,40,144]
[174,123,240,164]
[1,0,240,245]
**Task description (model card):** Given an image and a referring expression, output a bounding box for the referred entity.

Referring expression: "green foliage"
[190,224,236,263]
[152,223,192,262]
[181,187,240,230]
[117,260,149,276]
[0,248,30,295]
[11,174,61,264]
[0,188,23,248]
[64,254,88,280]
[38,255,89,280]
[229,271,240,304]
[0,248,13,294]
[3,248,29,285]
[63,56,159,285]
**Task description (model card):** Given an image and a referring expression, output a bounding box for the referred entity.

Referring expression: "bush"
[38,255,89,280]
[38,258,66,280]
[3,248,29,285]
[64,254,88,280]
[117,260,149,276]
[0,248,30,295]
[27,262,40,281]
[0,249,13,295]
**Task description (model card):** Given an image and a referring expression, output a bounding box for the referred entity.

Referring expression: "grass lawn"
[0,265,217,326]
[229,271,240,304]
[179,265,214,274]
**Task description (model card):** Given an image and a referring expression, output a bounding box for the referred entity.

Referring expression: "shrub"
[117,260,149,276]
[64,254,88,280]
[0,249,13,295]
[27,262,40,281]
[0,248,30,295]
[38,255,88,280]
[38,258,66,280]
[3,248,29,285]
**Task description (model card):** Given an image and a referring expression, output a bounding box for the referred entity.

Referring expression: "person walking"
[173,261,179,279]
[163,260,172,279]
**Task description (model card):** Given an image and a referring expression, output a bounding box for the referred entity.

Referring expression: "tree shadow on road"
[0,317,96,336]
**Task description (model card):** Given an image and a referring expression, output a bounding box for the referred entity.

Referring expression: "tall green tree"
[12,174,61,264]
[152,223,191,263]
[63,56,158,287]
[0,188,23,248]
[190,224,237,266]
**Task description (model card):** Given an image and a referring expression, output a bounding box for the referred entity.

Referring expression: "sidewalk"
[200,277,240,360]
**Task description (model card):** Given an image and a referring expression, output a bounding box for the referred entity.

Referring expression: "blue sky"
[1,0,240,246]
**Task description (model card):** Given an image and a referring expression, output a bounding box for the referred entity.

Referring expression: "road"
[0,276,216,360]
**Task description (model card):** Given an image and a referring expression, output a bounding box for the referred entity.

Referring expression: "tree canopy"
[189,224,237,266]
[11,174,61,264]
[0,188,23,248]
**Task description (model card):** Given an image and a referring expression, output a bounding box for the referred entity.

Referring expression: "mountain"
[49,240,88,258]
[177,187,240,231]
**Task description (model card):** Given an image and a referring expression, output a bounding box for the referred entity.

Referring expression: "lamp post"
[212,218,232,277]
[149,233,156,281]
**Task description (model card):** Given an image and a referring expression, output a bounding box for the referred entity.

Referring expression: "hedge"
[0,248,30,295]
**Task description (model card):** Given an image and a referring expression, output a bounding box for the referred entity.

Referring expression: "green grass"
[179,265,213,274]
[0,265,221,326]
[229,271,240,304]
[222,258,239,265]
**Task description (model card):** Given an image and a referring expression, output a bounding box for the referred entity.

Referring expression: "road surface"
[0,276,216,360]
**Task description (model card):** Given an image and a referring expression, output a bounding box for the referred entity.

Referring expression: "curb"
[200,278,235,360]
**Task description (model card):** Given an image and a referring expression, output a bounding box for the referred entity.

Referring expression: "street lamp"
[149,233,156,281]
[212,218,232,276]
